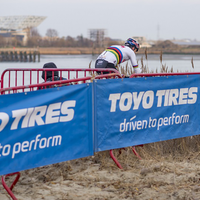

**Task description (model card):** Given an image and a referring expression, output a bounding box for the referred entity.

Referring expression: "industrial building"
[0,16,46,45]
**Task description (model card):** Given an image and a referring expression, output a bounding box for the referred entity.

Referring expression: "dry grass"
[94,135,200,170]
[117,50,196,75]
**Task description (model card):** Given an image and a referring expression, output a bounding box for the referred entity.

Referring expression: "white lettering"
[0,100,76,132]
[22,108,34,128]
[21,141,29,152]
[39,138,47,148]
[11,109,27,130]
[142,90,154,109]
[188,87,198,104]
[164,90,170,106]
[2,144,10,156]
[12,143,21,158]
[10,134,62,159]
[168,89,179,106]
[60,100,76,122]
[29,106,46,127]
[120,116,148,132]
[179,88,188,105]
[109,93,121,112]
[109,87,198,112]
[0,112,9,132]
[156,90,165,107]
[46,103,61,124]
[133,92,144,110]
[119,92,132,111]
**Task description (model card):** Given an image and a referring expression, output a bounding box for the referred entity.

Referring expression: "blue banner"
[1,74,200,175]
[0,84,93,175]
[94,75,200,152]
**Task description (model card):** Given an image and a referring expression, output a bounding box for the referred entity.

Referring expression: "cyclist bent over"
[95,38,142,74]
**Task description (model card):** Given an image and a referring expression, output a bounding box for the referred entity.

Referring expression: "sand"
[1,146,200,200]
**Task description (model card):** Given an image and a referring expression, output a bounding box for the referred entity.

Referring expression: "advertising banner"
[94,75,200,152]
[0,84,93,175]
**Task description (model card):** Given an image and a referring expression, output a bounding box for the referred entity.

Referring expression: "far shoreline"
[0,47,200,55]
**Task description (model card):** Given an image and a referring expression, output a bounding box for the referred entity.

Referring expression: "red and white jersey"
[97,45,141,73]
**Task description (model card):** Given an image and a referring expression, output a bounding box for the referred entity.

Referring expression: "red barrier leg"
[109,150,123,169]
[132,146,142,160]
[110,146,143,169]
[1,172,20,200]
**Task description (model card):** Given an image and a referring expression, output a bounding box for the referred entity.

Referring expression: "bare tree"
[0,35,6,47]
[26,27,41,47]
[30,27,41,37]
[45,29,59,46]
[46,29,58,38]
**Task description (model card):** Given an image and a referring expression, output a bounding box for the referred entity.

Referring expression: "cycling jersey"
[96,45,141,73]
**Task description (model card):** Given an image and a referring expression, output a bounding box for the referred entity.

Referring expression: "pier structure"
[0,50,40,62]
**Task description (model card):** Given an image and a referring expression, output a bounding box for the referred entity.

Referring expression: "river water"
[0,54,199,74]
[0,54,200,88]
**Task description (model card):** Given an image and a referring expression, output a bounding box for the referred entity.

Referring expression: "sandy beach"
[1,143,200,200]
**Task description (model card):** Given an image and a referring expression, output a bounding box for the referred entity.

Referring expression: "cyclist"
[95,38,142,74]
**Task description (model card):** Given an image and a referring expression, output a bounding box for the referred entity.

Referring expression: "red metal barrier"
[1,70,200,174]
[0,69,121,199]
[0,68,120,94]
[0,69,145,184]
[1,172,20,200]
[130,72,200,78]
[0,73,122,94]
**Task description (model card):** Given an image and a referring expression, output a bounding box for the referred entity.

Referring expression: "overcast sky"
[0,0,200,41]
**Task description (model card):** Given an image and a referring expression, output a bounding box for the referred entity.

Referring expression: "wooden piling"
[19,51,23,62]
[29,52,32,62]
[38,51,40,62]
[14,51,18,62]
[24,51,27,62]
[33,51,36,62]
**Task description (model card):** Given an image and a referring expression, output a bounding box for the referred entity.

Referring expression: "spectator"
[39,62,67,89]
[41,62,66,82]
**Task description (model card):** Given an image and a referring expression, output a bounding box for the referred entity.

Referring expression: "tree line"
[0,28,121,48]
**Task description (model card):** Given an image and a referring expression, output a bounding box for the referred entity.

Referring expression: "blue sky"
[0,0,200,41]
